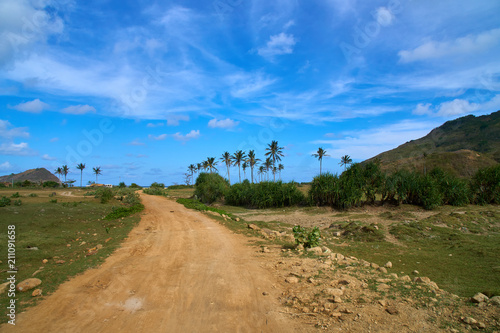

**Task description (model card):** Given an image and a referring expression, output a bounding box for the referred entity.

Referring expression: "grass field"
[0,188,143,323]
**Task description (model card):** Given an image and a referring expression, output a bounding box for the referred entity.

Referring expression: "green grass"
[0,188,143,323]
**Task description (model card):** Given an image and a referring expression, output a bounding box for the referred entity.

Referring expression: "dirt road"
[3,194,302,332]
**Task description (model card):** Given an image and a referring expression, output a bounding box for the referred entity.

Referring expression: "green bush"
[0,196,11,207]
[292,225,321,248]
[472,164,500,205]
[194,173,229,204]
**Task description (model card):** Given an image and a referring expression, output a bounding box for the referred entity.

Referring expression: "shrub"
[292,225,321,248]
[194,173,229,204]
[0,196,11,207]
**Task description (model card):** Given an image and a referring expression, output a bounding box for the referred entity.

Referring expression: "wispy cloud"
[9,99,49,113]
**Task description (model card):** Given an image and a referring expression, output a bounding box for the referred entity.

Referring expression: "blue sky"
[1,0,499,185]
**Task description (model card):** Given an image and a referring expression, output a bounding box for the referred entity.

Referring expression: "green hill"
[364,111,500,177]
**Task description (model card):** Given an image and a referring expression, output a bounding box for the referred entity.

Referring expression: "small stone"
[471,292,489,303]
[324,288,343,296]
[31,289,42,297]
[489,296,500,305]
[378,267,388,274]
[16,278,42,292]
[384,261,393,268]
[462,317,477,325]
[386,307,399,315]
[285,276,299,284]
[332,295,343,303]
[42,259,48,264]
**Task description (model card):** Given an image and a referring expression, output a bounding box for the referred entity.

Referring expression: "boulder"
[17,278,42,292]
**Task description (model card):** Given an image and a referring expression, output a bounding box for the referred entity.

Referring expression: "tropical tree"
[312,147,329,175]
[54,167,62,182]
[76,163,86,187]
[242,162,248,180]
[258,165,266,182]
[232,150,246,183]
[278,164,284,180]
[265,140,284,182]
[93,166,102,183]
[246,150,260,183]
[62,165,69,183]
[220,152,232,184]
[205,157,217,173]
[264,157,273,182]
[339,155,353,171]
[188,164,196,185]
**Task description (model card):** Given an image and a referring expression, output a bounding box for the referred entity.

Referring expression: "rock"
[378,267,388,274]
[384,261,393,268]
[489,296,500,305]
[471,292,489,303]
[307,246,323,255]
[16,278,42,292]
[31,289,42,297]
[324,288,343,296]
[371,263,379,269]
[462,317,477,325]
[386,307,399,315]
[332,295,343,303]
[285,276,299,284]
[42,259,48,264]
[0,282,10,294]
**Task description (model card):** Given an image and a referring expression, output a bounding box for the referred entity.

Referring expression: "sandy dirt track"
[2,194,303,333]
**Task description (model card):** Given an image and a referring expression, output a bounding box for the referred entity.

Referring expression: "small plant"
[293,225,321,248]
[0,196,11,207]
[13,199,22,206]
[10,192,21,198]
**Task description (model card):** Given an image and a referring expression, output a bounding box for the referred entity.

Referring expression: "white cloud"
[437,99,480,116]
[258,33,296,58]
[128,139,145,146]
[208,118,240,129]
[0,142,35,156]
[42,154,57,161]
[0,120,29,139]
[62,104,96,115]
[0,161,13,171]
[9,99,49,113]
[148,134,167,141]
[167,115,189,126]
[172,129,200,142]
[399,28,500,63]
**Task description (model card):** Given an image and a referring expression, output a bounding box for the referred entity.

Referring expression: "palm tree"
[264,157,273,182]
[76,163,86,187]
[339,155,353,171]
[205,157,217,173]
[232,150,246,183]
[93,166,102,183]
[242,162,248,180]
[278,164,284,180]
[312,147,329,175]
[220,152,232,184]
[54,167,62,182]
[265,140,284,182]
[246,150,260,184]
[258,165,266,182]
[188,164,196,184]
[62,165,69,183]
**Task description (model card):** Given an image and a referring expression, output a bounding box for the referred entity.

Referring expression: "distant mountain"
[363,111,500,177]
[0,168,61,184]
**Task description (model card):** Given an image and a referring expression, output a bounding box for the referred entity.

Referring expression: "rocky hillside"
[0,168,61,184]
[363,111,500,177]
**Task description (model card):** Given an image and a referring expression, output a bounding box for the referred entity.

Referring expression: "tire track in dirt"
[2,194,305,333]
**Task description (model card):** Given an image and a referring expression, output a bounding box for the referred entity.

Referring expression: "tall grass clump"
[225,180,305,208]
[194,172,229,204]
